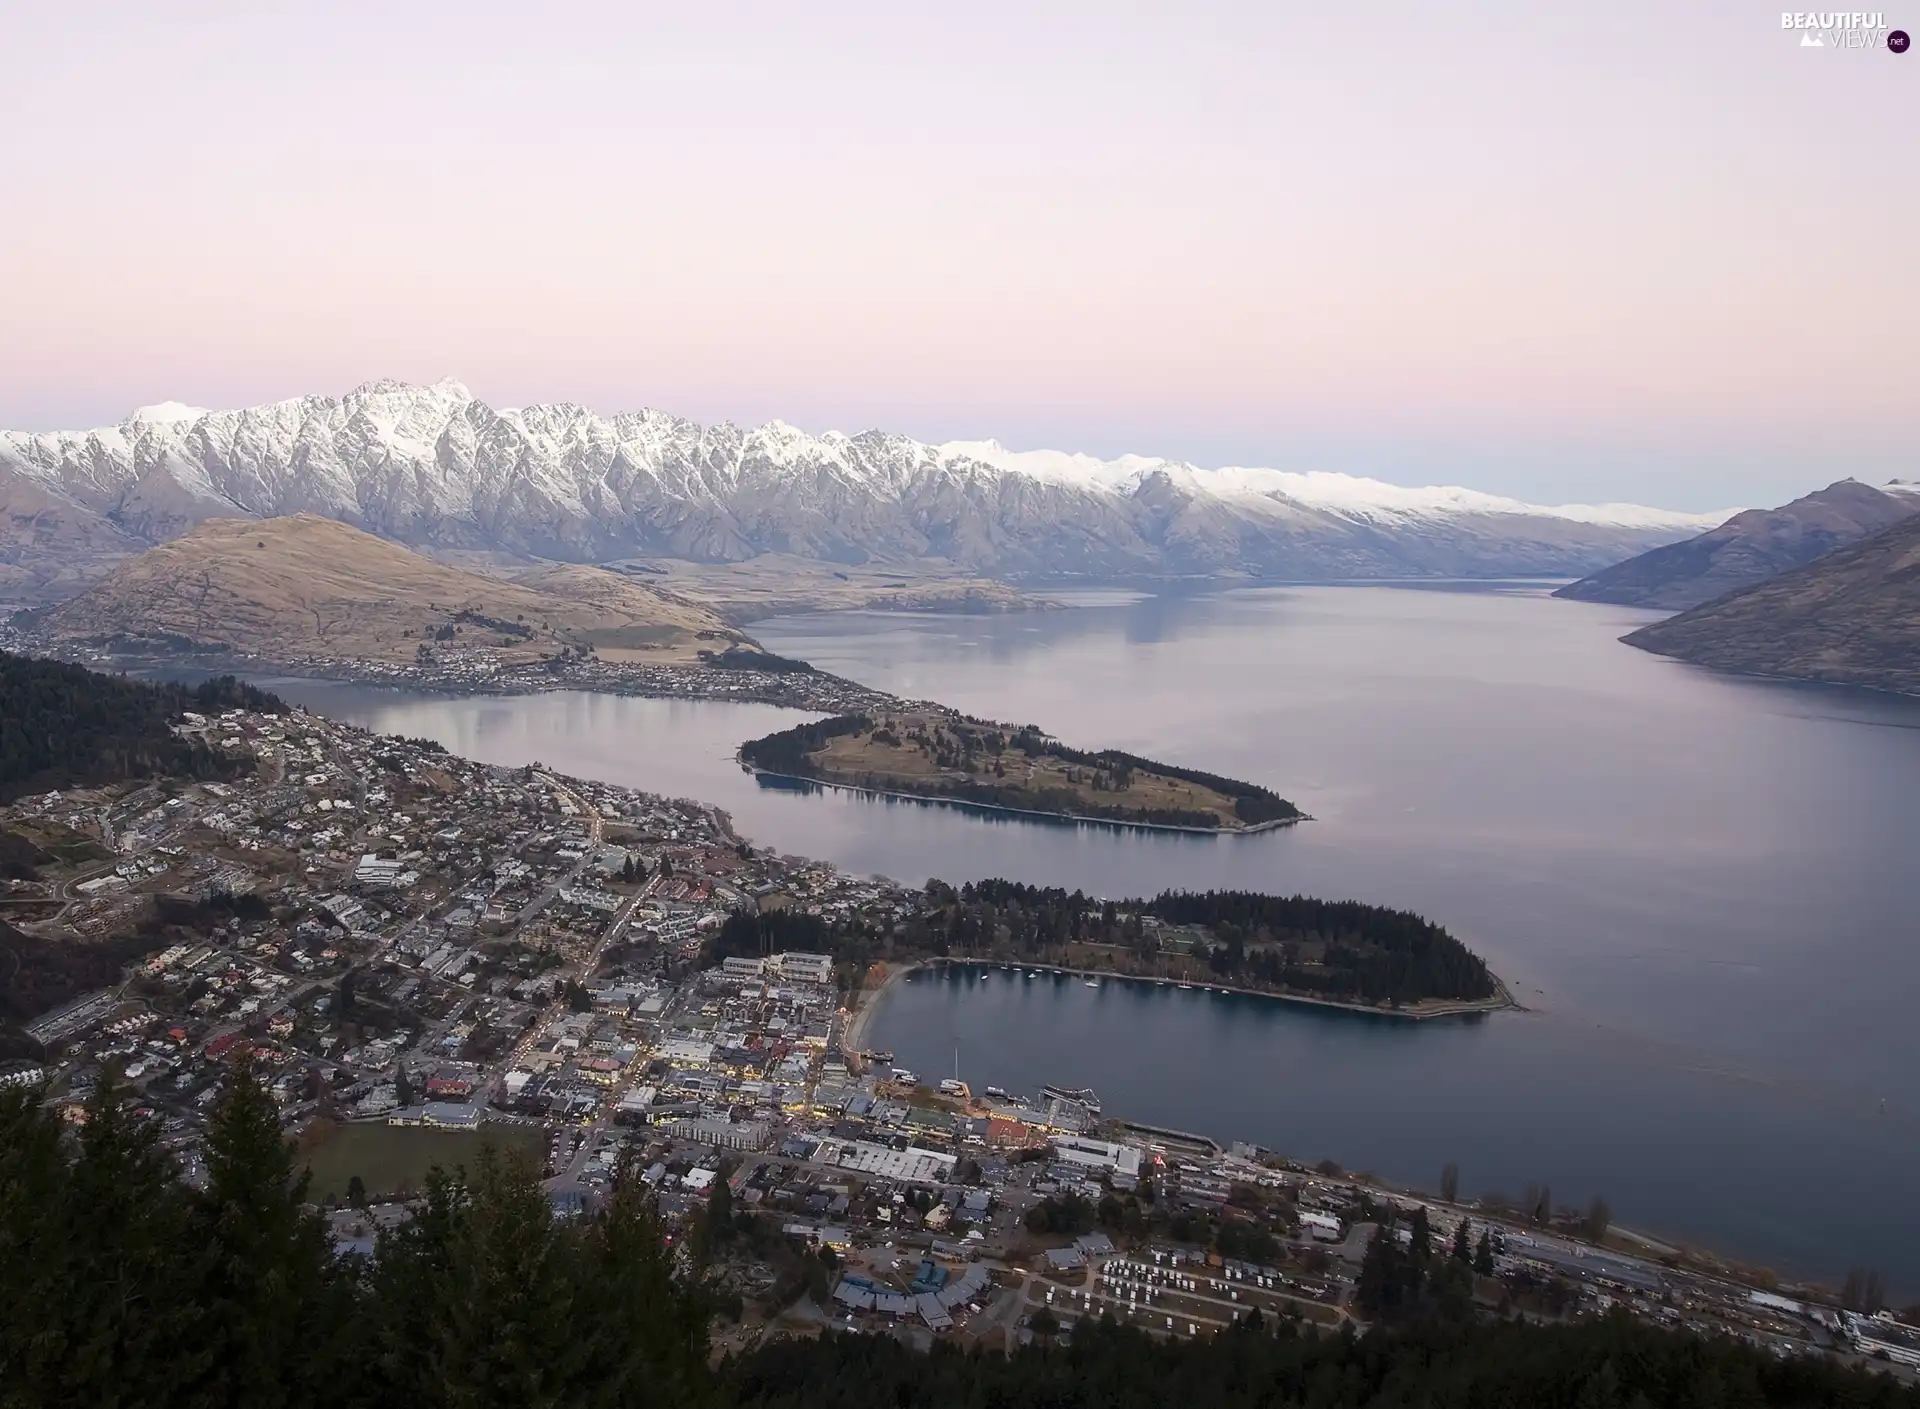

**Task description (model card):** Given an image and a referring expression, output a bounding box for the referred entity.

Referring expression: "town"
[0,612,913,717]
[2,705,1915,1380]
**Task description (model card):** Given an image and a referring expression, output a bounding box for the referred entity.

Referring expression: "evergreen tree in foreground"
[0,1065,715,1409]
[4,1066,1918,1408]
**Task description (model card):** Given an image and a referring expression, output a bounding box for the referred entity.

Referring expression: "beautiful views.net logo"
[1780,12,1911,50]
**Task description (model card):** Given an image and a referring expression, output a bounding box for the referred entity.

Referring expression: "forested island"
[738,711,1302,833]
[707,878,1500,1012]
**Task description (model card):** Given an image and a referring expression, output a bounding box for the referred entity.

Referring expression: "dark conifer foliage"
[1,1068,1914,1407]
[724,1317,1917,1409]
[0,1065,714,1409]
[935,880,1496,1004]
[0,650,284,803]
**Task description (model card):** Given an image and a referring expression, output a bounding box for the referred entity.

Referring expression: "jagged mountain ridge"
[0,378,1727,598]
[1553,479,1920,611]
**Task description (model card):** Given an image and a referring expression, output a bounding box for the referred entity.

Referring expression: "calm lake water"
[265,583,1920,1292]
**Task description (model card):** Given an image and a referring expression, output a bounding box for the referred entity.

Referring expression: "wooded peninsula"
[710,878,1502,1013]
[737,711,1303,833]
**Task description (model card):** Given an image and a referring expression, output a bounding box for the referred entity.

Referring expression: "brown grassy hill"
[1555,480,1920,611]
[1623,513,1920,694]
[31,515,748,666]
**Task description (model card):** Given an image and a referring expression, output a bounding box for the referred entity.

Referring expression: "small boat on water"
[1084,979,1100,988]
[1177,983,1193,990]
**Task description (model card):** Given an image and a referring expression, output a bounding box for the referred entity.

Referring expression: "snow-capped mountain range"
[0,378,1730,601]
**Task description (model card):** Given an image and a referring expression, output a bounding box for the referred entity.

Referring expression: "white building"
[828,1139,957,1185]
[1050,1135,1144,1181]
[1846,1312,1920,1369]
[659,1038,716,1068]
[773,951,834,985]
[355,854,403,888]
[665,1118,770,1152]
[1300,1211,1344,1241]
[558,886,620,914]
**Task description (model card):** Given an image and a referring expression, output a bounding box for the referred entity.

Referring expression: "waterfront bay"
[271,583,1920,1291]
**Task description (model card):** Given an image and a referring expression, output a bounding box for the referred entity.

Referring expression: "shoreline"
[840,960,924,1057]
[841,958,1513,1062]
[0,639,910,717]
[908,956,1515,1021]
[743,767,1307,837]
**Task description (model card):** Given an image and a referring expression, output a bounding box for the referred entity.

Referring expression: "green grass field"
[299,1121,545,1203]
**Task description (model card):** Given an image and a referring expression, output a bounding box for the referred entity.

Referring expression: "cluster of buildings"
[3,702,1915,1376]
[8,621,907,718]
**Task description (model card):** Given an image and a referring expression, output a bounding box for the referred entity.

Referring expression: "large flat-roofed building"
[1050,1135,1143,1181]
[828,1139,957,1185]
[659,1038,716,1068]
[1844,1313,1920,1369]
[664,1118,770,1152]
[355,854,403,888]
[773,951,833,985]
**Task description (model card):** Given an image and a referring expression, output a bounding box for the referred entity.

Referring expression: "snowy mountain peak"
[0,379,1734,590]
[125,400,211,426]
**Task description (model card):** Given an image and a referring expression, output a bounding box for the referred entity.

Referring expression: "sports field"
[299,1121,544,1203]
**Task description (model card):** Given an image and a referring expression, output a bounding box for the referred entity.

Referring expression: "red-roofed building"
[987,1117,1032,1147]
[204,1032,252,1062]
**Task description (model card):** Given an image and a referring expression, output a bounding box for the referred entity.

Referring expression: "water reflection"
[261,581,1920,1290]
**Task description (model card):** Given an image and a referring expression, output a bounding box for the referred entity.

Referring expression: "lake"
[266,582,1920,1292]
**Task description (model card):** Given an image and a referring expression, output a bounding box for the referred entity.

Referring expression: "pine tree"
[420,1143,587,1408]
[186,1060,346,1408]
[1475,1229,1496,1277]
[574,1150,716,1407]
[1452,1216,1473,1264]
[58,1075,208,1401]
[1410,1206,1433,1261]
[695,1169,735,1261]
[362,1166,463,1405]
[0,1083,80,1400]
[1357,1224,1396,1316]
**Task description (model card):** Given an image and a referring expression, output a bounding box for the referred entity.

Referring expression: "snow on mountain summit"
[938,438,1725,530]
[126,401,211,425]
[0,380,1729,580]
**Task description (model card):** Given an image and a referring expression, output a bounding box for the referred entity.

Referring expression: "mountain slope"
[1623,513,1920,694]
[1555,480,1920,610]
[0,380,1726,598]
[23,515,746,666]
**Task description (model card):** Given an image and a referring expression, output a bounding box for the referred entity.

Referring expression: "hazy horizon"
[2,1,1912,513]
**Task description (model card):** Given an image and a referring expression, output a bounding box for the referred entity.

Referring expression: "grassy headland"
[737,711,1302,833]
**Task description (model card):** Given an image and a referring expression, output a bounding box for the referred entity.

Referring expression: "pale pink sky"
[1,0,1913,507]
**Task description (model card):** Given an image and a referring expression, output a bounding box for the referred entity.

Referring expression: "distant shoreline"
[742,766,1307,837]
[0,639,904,716]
